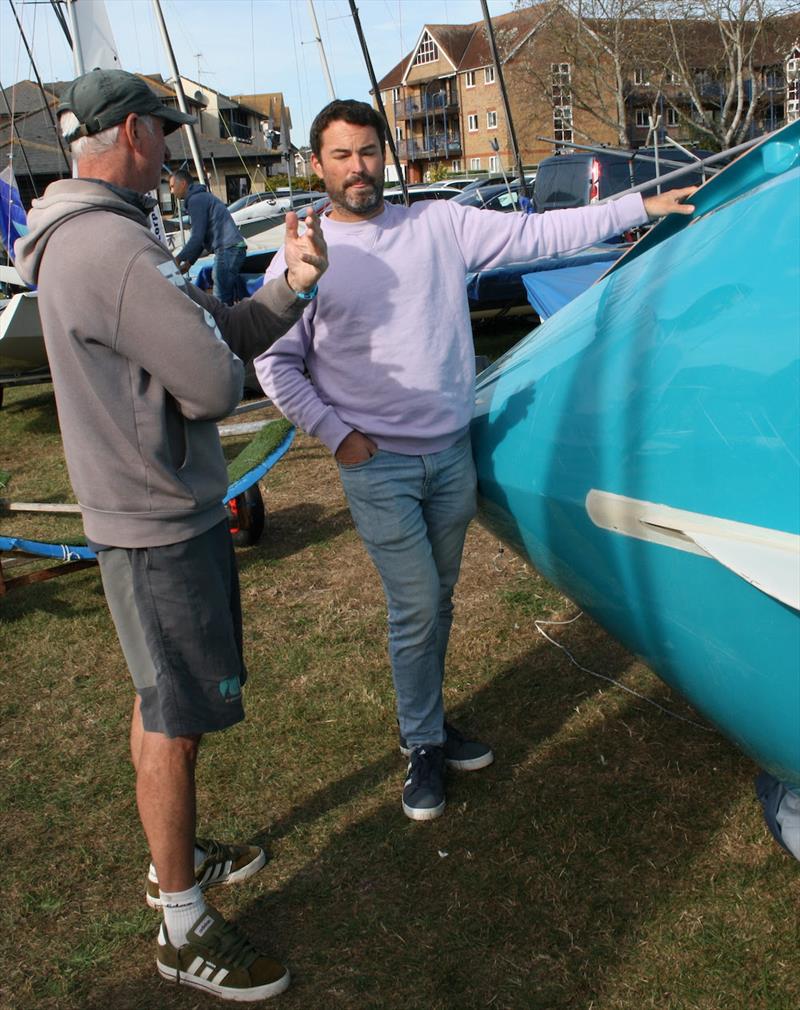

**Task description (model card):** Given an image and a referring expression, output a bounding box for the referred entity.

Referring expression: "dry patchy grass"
[1,384,798,1010]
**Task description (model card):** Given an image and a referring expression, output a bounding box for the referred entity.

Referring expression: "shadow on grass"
[237,503,354,569]
[79,622,749,1010]
[1,391,60,435]
[0,564,104,624]
[243,636,744,1009]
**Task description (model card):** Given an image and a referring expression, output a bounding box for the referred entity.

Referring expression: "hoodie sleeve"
[188,271,308,365]
[114,244,244,420]
[446,193,648,273]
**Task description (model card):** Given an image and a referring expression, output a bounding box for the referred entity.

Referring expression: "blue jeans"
[213,243,246,305]
[338,435,477,748]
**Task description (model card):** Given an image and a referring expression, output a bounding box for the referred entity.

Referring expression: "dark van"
[533,147,713,213]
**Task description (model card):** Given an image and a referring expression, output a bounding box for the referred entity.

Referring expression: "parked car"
[459,173,535,196]
[230,191,325,233]
[383,185,459,205]
[423,178,474,190]
[452,181,527,212]
[532,147,714,213]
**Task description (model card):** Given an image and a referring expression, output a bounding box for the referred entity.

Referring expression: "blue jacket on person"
[176,183,244,265]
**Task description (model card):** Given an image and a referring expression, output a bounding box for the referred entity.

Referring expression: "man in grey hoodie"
[14,68,327,1002]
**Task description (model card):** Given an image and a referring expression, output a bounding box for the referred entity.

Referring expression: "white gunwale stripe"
[586,489,800,610]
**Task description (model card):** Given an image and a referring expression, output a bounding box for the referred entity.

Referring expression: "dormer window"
[414,32,439,66]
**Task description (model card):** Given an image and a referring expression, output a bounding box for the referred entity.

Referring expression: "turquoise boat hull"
[471,122,800,787]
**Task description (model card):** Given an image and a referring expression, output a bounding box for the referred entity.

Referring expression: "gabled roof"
[375,4,550,90]
[459,7,547,69]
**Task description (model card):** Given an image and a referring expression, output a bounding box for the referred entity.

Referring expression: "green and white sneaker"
[399,721,494,771]
[157,905,290,1001]
[146,838,266,909]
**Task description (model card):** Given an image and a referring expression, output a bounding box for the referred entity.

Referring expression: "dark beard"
[332,174,384,216]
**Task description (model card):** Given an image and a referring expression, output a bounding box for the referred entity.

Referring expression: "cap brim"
[156,106,196,135]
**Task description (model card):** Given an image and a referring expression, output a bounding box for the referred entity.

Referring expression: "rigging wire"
[289,0,311,145]
[7,0,70,173]
[533,611,714,733]
[130,0,145,71]
[250,0,256,96]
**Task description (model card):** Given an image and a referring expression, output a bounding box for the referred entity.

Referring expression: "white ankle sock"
[160,884,206,947]
[149,846,207,882]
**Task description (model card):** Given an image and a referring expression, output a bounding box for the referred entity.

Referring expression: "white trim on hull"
[586,489,800,612]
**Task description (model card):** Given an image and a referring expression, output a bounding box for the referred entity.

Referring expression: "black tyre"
[226,484,266,546]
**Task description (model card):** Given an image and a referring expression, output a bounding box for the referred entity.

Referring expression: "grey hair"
[60,110,156,157]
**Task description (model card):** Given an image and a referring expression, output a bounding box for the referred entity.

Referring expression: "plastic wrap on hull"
[472,122,800,787]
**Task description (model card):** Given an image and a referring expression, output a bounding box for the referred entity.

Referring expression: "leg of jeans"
[422,436,478,681]
[213,245,245,305]
[338,451,445,749]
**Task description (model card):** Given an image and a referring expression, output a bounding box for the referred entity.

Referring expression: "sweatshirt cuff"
[312,409,353,454]
[615,192,649,228]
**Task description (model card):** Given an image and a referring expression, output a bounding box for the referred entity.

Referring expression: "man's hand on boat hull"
[643,186,698,220]
[285,208,328,295]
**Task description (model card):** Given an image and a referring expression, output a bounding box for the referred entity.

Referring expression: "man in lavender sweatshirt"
[255,99,696,822]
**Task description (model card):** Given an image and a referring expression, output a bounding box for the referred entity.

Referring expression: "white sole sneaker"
[147,845,267,909]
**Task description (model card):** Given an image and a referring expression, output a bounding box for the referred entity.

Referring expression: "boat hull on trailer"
[0,291,47,373]
[471,122,800,787]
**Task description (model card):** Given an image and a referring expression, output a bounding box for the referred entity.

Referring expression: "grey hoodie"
[15,179,306,547]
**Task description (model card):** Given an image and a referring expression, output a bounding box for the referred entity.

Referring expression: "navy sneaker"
[402,746,446,821]
[400,721,494,772]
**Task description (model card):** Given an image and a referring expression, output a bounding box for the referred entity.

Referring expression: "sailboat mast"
[151,0,208,188]
[479,0,527,198]
[64,0,85,73]
[8,0,71,172]
[307,0,336,102]
[347,0,408,206]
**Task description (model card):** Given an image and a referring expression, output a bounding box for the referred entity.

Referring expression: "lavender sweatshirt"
[255,194,647,455]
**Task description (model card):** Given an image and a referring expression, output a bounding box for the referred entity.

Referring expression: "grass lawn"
[1,380,797,1010]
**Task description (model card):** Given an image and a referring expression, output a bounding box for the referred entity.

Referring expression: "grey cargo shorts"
[97,520,247,738]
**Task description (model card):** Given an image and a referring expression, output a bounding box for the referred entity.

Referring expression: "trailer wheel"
[226,485,266,546]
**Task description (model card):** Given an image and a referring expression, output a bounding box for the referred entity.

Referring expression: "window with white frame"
[395,125,403,141]
[467,113,478,132]
[489,154,499,172]
[484,66,495,85]
[665,106,678,126]
[634,67,648,85]
[487,110,497,129]
[414,31,439,66]
[465,70,475,88]
[392,87,401,102]
[470,157,481,170]
[452,159,462,172]
[551,64,573,144]
[635,108,649,127]
[664,70,678,85]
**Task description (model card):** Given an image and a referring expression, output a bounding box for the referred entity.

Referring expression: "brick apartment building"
[374,6,800,183]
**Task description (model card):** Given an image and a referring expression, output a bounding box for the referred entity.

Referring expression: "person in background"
[14,68,327,1002]
[170,167,247,304]
[256,98,696,824]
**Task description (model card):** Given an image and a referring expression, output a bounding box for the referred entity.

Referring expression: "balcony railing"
[394,91,459,121]
[399,134,462,160]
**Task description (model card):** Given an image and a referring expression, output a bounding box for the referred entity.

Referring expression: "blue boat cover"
[522,261,612,320]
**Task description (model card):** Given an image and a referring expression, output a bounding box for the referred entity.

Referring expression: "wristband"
[294,284,318,301]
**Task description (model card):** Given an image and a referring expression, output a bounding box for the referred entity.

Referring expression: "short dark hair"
[309,99,386,159]
[170,168,193,185]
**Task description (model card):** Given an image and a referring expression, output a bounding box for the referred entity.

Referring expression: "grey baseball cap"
[59,68,195,143]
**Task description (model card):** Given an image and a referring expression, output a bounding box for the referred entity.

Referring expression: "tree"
[514,0,800,150]
[648,0,800,148]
